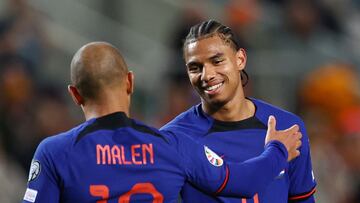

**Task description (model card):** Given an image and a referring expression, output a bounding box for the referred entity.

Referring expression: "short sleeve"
[22,139,60,203]
[288,119,317,202]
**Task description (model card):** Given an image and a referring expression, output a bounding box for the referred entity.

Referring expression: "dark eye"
[213,58,224,65]
[187,65,201,73]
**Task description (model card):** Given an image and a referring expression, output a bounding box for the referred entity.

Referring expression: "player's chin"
[203,95,226,107]
[197,88,226,105]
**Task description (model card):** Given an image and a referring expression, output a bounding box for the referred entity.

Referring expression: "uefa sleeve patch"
[28,160,41,182]
[23,188,38,202]
[204,146,223,167]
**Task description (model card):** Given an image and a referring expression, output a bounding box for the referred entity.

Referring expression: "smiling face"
[184,35,247,108]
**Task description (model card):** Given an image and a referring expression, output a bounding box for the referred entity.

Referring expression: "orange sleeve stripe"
[215,166,230,195]
[289,187,316,200]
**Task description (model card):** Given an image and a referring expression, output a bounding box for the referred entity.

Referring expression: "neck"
[82,94,130,121]
[202,93,255,122]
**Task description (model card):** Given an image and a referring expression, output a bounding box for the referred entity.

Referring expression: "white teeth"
[205,83,223,91]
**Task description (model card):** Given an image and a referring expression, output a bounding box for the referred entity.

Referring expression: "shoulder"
[252,98,304,129]
[35,122,86,157]
[131,119,171,144]
[160,104,212,139]
[252,98,311,151]
[161,105,200,128]
[131,119,192,149]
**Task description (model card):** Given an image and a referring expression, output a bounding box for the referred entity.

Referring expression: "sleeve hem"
[289,186,316,201]
[265,140,288,161]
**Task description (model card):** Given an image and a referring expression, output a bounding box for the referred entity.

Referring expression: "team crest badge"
[28,160,41,182]
[204,146,223,167]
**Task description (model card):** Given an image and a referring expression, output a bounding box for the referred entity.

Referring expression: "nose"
[200,64,215,82]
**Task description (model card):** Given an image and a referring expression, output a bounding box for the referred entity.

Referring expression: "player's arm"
[22,139,60,203]
[179,116,302,198]
[218,139,290,197]
[288,118,317,202]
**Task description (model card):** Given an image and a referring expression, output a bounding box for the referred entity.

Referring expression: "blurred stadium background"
[0,0,359,202]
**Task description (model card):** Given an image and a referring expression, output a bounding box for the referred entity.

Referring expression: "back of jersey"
[24,112,186,203]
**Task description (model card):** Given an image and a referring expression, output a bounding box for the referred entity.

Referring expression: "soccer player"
[22,42,302,203]
[161,20,317,203]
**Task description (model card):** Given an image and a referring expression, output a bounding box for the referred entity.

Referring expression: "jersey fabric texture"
[23,111,289,203]
[161,98,317,203]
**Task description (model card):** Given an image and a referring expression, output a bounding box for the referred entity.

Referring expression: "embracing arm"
[182,116,302,198]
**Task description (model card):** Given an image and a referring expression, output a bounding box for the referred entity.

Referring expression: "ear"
[126,71,134,95]
[236,48,247,71]
[68,85,84,106]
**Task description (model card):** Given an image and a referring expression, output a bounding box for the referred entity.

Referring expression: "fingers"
[267,115,276,135]
[295,132,302,148]
[281,124,299,135]
[278,124,300,138]
[295,149,300,157]
[288,124,299,134]
[288,147,301,161]
[287,132,302,161]
[296,132,302,140]
[265,116,304,161]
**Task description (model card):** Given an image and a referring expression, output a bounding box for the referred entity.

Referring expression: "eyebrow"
[186,61,202,67]
[186,52,225,66]
[209,53,225,60]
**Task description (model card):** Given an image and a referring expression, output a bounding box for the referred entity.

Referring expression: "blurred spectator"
[0,0,58,176]
[158,6,205,127]
[0,56,39,170]
[6,0,46,57]
[0,56,31,203]
[342,1,360,68]
[0,137,27,203]
[337,107,360,203]
[247,0,354,110]
[286,0,341,38]
[0,54,76,173]
[167,6,204,76]
[1,0,48,79]
[299,63,360,125]
[265,0,346,58]
[34,87,75,137]
[155,72,199,127]
[0,18,17,56]
[299,63,360,203]
[224,0,263,49]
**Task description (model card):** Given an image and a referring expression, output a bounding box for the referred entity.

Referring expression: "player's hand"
[265,115,302,161]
